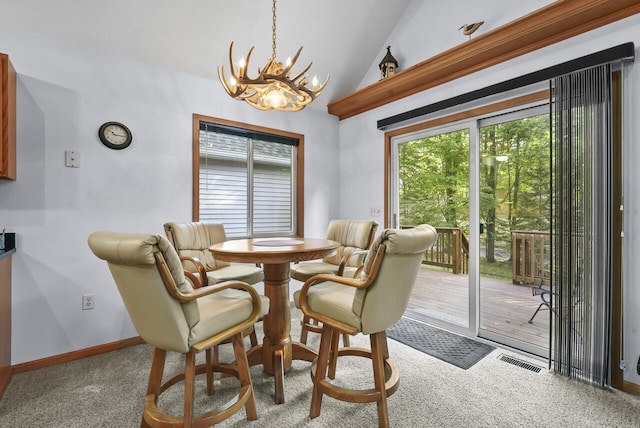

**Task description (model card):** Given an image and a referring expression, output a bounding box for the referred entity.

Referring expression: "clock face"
[98,122,132,150]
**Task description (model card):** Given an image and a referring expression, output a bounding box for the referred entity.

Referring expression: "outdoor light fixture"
[218,0,329,112]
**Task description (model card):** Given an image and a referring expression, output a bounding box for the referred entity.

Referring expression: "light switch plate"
[65,150,79,168]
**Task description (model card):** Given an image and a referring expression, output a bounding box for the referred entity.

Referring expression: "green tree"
[398,113,550,264]
[480,114,550,262]
[399,129,469,231]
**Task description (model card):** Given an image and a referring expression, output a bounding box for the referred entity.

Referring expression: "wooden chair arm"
[298,244,387,334]
[179,255,209,287]
[337,249,370,277]
[183,271,204,289]
[352,264,365,278]
[155,252,261,303]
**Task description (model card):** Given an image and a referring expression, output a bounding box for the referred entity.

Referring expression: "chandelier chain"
[272,0,277,60]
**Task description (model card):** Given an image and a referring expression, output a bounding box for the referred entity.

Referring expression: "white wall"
[2,1,639,389]
[0,27,340,364]
[338,1,640,385]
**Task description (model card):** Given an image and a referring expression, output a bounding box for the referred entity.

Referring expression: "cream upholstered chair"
[88,231,268,428]
[290,219,378,282]
[291,219,378,346]
[164,221,264,287]
[164,221,265,350]
[298,224,438,428]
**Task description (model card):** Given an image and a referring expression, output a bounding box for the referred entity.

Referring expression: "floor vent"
[498,354,544,373]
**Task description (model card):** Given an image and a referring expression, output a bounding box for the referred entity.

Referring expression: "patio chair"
[528,250,552,323]
[528,286,551,323]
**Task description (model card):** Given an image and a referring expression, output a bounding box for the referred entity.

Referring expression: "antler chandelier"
[218,0,329,112]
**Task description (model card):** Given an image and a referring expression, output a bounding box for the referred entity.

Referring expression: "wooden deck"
[407,266,550,350]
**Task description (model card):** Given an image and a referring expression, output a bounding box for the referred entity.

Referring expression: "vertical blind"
[552,64,612,386]
[199,122,296,237]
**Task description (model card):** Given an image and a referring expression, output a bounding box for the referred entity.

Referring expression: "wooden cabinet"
[0,53,16,180]
[0,251,13,399]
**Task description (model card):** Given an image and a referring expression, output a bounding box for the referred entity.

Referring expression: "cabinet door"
[0,53,16,180]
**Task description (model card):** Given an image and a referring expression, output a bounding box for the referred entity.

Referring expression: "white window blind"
[199,122,296,238]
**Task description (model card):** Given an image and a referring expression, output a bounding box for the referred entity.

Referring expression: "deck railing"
[415,226,469,274]
[511,230,551,286]
[402,226,549,282]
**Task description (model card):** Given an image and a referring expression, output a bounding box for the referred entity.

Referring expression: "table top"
[209,237,339,265]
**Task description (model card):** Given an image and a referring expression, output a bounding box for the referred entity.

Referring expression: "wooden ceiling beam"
[327,0,640,120]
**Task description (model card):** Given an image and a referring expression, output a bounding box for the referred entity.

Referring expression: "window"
[193,115,304,237]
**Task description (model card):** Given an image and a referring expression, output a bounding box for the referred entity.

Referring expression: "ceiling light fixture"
[217,0,329,112]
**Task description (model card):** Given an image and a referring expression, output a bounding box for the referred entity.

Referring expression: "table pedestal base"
[246,341,317,403]
[246,263,318,404]
[209,238,338,405]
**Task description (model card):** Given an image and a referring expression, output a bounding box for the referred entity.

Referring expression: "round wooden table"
[209,237,339,404]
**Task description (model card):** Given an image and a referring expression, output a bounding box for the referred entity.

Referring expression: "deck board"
[408,267,551,349]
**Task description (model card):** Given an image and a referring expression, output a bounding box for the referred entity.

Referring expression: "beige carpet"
[1,308,639,427]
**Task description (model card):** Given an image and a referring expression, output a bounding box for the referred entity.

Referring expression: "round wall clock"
[98,121,132,150]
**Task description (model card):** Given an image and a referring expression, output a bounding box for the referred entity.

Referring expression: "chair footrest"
[310,347,400,403]
[143,362,253,428]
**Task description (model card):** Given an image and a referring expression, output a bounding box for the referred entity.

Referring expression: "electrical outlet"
[82,294,95,310]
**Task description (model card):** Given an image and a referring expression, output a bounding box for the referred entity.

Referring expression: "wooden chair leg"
[371,332,390,428]
[249,326,259,348]
[300,314,311,344]
[141,415,151,427]
[328,327,340,379]
[232,332,258,420]
[310,324,334,419]
[205,348,214,395]
[141,348,166,428]
[379,331,390,359]
[183,350,196,428]
[213,344,220,365]
[342,332,350,347]
[141,336,258,427]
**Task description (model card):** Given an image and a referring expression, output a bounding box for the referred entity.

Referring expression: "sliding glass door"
[477,106,551,355]
[390,105,553,356]
[390,123,472,329]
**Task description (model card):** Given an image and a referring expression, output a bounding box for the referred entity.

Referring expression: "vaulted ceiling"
[0,0,414,108]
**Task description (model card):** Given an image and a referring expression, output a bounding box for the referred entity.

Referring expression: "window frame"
[192,114,305,237]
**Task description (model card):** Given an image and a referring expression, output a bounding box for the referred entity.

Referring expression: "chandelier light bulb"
[264,88,288,108]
